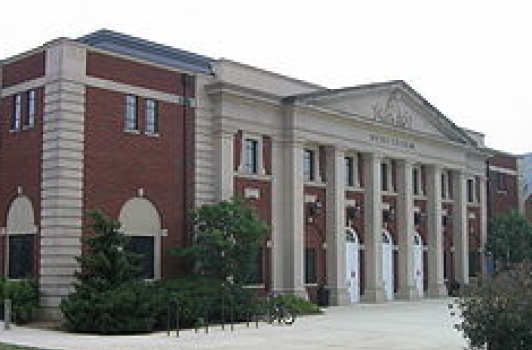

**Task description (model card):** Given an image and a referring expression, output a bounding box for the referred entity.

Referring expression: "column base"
[327,286,351,306]
[361,287,386,303]
[427,283,448,298]
[397,286,422,300]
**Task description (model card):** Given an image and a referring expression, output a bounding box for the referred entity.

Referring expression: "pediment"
[297,82,474,146]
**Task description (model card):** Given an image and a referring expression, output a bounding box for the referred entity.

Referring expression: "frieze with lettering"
[369,134,415,149]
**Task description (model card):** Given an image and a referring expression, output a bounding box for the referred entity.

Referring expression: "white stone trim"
[488,165,518,176]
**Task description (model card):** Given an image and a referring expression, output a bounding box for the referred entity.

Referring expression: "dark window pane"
[8,234,34,279]
[127,236,155,279]
[381,163,388,191]
[305,248,317,284]
[345,157,354,186]
[469,252,480,277]
[244,139,259,174]
[304,149,315,182]
[247,247,264,284]
[125,95,138,130]
[145,99,158,133]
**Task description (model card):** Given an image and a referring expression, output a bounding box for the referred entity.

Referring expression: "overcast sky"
[2,0,530,154]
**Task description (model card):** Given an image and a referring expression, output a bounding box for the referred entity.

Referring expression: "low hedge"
[0,279,39,324]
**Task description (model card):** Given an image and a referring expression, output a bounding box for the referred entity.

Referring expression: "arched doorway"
[413,232,424,296]
[6,195,37,279]
[119,197,162,280]
[345,227,360,303]
[382,229,394,301]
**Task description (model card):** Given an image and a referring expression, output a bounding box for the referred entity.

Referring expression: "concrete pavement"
[1,298,467,350]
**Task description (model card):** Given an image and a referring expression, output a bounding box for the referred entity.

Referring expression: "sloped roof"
[78,29,214,74]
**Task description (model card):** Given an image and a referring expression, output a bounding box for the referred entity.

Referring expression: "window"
[244,138,259,174]
[381,162,389,191]
[468,251,480,277]
[467,178,475,203]
[441,172,447,199]
[496,173,507,192]
[247,247,264,285]
[125,95,138,131]
[304,248,317,284]
[345,156,354,186]
[413,168,420,195]
[304,149,316,182]
[11,94,22,130]
[8,234,34,279]
[145,99,158,133]
[127,236,155,280]
[25,90,36,127]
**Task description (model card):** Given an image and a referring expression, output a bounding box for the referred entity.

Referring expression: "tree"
[451,263,532,350]
[172,198,269,285]
[486,210,532,269]
[60,211,158,334]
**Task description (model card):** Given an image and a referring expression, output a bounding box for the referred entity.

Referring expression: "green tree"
[172,198,268,284]
[60,211,158,334]
[451,263,532,350]
[486,210,532,269]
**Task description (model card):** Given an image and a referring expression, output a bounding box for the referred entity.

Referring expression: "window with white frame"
[304,149,316,182]
[413,165,424,195]
[243,138,259,174]
[145,98,158,134]
[25,90,36,128]
[11,94,22,130]
[441,170,449,199]
[345,153,360,187]
[125,95,138,131]
[381,159,393,192]
[467,178,475,203]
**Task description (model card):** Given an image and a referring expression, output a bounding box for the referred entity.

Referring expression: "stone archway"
[6,195,37,279]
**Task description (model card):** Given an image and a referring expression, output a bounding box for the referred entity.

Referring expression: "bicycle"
[263,293,296,325]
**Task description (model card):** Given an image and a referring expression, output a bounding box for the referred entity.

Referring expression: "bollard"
[230,296,234,331]
[166,301,171,336]
[4,299,11,330]
[204,299,209,334]
[175,300,180,338]
[221,291,225,330]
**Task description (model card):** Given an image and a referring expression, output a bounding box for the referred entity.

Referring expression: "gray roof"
[78,29,214,74]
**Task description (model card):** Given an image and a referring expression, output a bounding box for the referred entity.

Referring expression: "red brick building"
[0,30,524,319]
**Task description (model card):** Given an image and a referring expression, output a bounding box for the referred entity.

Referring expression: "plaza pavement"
[0,298,468,350]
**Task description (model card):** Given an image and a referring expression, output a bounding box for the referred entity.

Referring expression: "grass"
[0,343,57,350]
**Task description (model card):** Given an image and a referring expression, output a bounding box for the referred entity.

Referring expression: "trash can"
[317,285,330,307]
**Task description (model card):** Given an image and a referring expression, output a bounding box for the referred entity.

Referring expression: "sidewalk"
[1,298,467,350]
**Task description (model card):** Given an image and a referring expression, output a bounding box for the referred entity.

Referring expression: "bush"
[61,280,159,334]
[153,276,255,328]
[0,279,39,324]
[450,263,532,350]
[271,294,322,315]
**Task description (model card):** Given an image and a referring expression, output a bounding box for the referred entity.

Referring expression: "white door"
[345,228,360,303]
[382,230,394,301]
[413,232,424,296]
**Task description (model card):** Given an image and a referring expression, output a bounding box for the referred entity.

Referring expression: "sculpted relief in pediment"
[371,90,413,129]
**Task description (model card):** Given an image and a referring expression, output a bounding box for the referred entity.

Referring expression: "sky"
[1,0,531,154]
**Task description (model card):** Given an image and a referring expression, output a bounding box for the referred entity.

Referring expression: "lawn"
[0,343,56,350]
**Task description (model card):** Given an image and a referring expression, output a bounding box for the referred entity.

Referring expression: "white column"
[215,129,234,201]
[427,165,447,297]
[361,152,385,302]
[452,171,469,285]
[271,138,285,293]
[479,176,488,276]
[396,159,419,300]
[273,138,306,298]
[325,146,349,305]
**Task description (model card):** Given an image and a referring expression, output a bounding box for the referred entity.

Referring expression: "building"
[0,30,514,319]
[519,153,532,220]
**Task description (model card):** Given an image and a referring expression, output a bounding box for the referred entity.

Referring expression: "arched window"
[119,197,162,280]
[5,195,37,279]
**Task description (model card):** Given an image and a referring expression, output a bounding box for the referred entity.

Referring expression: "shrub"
[272,294,322,315]
[60,211,151,334]
[61,280,159,334]
[0,278,39,324]
[153,276,255,328]
[450,263,532,350]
